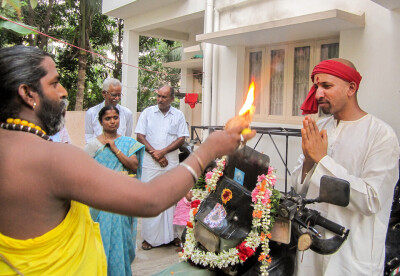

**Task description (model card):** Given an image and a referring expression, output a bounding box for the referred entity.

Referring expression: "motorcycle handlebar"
[314,215,346,236]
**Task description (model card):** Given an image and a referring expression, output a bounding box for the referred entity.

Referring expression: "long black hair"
[0,45,50,121]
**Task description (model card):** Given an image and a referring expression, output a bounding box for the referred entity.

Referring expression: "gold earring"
[33,102,36,110]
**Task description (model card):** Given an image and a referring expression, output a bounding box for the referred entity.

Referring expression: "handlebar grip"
[314,216,345,236]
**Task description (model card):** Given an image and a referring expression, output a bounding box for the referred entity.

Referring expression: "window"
[244,38,339,123]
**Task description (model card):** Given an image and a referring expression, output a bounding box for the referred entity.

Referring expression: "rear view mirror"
[319,175,350,207]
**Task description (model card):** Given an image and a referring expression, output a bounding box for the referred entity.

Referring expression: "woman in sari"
[84,105,145,276]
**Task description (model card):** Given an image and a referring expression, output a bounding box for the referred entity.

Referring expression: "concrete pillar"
[121,30,139,131]
[202,0,214,128]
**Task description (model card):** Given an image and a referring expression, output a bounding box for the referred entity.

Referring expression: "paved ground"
[131,218,181,276]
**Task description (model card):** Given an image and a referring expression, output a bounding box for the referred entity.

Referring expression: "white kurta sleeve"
[176,112,189,138]
[125,109,134,137]
[291,154,316,195]
[84,110,95,143]
[309,133,399,216]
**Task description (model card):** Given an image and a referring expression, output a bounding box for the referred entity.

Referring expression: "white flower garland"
[180,156,278,276]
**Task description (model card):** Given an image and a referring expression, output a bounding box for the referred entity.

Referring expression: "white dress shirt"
[135,105,189,171]
[85,101,133,143]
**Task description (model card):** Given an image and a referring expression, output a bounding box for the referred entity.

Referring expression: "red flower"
[236,241,255,261]
[191,200,201,209]
[187,221,193,228]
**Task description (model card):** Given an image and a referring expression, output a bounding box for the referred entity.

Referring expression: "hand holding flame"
[225,81,256,144]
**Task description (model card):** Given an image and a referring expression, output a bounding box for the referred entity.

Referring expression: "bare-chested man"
[0,45,256,275]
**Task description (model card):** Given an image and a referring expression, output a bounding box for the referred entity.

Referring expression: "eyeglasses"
[106,91,123,98]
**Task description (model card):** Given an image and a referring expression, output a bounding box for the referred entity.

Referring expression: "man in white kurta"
[292,59,399,276]
[135,85,189,248]
[85,78,133,143]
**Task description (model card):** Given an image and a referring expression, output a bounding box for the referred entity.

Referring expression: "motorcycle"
[385,168,400,276]
[159,145,351,275]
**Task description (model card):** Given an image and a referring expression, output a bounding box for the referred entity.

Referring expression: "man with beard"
[85,78,133,143]
[0,46,255,275]
[292,58,399,275]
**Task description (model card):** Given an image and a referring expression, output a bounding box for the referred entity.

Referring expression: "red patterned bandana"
[300,60,362,114]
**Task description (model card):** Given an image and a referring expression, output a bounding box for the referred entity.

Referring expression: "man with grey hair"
[85,78,133,143]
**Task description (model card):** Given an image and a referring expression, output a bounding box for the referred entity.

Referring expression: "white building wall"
[212,0,400,137]
[339,5,400,140]
[211,0,400,189]
[103,0,400,189]
[216,46,245,124]
[216,0,361,31]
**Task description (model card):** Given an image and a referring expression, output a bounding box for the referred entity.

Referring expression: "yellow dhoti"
[0,201,107,275]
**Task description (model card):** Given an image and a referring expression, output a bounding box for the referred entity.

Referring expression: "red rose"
[238,252,247,261]
[191,199,201,209]
[236,241,255,261]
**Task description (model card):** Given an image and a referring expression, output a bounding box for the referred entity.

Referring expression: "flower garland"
[180,156,280,276]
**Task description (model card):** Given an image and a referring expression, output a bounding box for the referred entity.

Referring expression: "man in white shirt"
[85,78,133,143]
[292,58,399,275]
[135,85,189,250]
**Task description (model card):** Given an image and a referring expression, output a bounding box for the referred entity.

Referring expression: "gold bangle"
[115,150,121,156]
[192,152,205,172]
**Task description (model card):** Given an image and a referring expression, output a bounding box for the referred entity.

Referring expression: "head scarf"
[300,59,362,114]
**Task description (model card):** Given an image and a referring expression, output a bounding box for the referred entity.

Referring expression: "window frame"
[244,37,339,124]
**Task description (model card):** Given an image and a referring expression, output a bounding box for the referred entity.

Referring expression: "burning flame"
[224,81,256,135]
[239,81,255,117]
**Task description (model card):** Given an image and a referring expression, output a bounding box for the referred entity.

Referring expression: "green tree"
[0,0,123,111]
[0,0,37,17]
[0,1,184,113]
[74,0,101,111]
[137,37,181,111]
[54,1,120,110]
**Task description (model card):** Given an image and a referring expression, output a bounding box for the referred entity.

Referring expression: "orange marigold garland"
[180,156,280,275]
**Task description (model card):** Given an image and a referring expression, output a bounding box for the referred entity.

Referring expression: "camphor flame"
[239,81,255,119]
[224,81,255,135]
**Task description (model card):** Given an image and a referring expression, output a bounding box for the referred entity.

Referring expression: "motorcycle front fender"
[310,229,350,255]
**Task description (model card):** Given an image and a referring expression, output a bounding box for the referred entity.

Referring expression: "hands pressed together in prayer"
[301,116,328,166]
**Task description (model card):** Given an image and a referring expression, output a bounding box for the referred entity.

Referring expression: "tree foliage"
[1,1,183,112]
[0,0,123,111]
[138,36,182,112]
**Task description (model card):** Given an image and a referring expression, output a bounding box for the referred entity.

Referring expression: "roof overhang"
[197,9,365,47]
[163,59,203,70]
[370,0,400,10]
[103,0,181,19]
